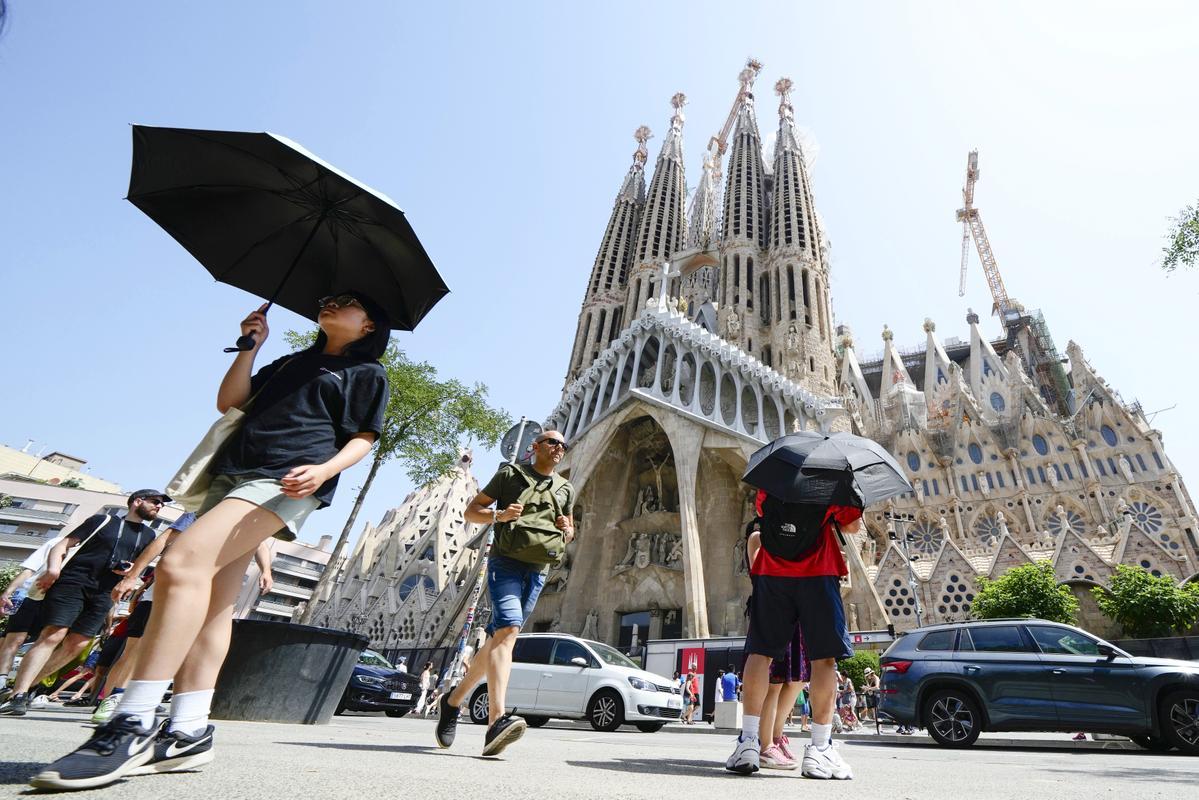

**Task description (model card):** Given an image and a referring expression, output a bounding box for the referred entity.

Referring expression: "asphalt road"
[1,708,1193,799]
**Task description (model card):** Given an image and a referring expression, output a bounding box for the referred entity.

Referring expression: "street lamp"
[885,513,923,628]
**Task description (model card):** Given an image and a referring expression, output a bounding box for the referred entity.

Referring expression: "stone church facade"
[530,61,1199,647]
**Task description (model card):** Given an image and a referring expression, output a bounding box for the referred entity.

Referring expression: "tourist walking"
[861,667,880,724]
[30,294,391,790]
[434,431,574,757]
[415,661,434,715]
[725,489,861,779]
[0,530,70,690]
[1,490,169,717]
[720,666,740,702]
[682,670,700,724]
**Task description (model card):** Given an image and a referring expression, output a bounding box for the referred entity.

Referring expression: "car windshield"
[586,640,638,669]
[358,649,394,669]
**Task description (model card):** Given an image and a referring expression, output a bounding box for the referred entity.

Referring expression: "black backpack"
[758,495,831,561]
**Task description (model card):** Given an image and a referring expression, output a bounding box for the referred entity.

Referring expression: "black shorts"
[745,574,853,662]
[126,601,153,638]
[95,633,127,669]
[38,582,114,637]
[5,597,44,637]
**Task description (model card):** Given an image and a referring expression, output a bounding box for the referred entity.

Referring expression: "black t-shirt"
[57,514,158,592]
[210,351,389,507]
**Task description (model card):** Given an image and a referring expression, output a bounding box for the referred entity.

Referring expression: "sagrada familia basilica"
[310,60,1197,653]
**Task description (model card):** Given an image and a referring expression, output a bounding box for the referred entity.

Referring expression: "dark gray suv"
[878,619,1199,754]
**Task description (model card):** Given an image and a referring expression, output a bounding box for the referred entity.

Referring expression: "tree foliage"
[1092,564,1199,639]
[972,561,1079,624]
[0,563,22,636]
[1162,202,1199,272]
[838,650,880,691]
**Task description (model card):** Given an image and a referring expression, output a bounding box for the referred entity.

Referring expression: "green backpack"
[493,464,571,567]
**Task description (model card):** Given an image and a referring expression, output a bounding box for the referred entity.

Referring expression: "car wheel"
[1131,734,1174,753]
[385,709,409,718]
[469,687,490,725]
[1159,689,1199,755]
[524,715,549,728]
[587,689,625,732]
[635,722,664,733]
[923,688,982,748]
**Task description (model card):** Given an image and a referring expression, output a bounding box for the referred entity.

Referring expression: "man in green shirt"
[435,430,574,757]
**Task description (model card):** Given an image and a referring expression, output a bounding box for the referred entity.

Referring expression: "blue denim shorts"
[486,554,546,635]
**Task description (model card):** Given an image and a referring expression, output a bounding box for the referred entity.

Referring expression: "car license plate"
[668,697,682,709]
[390,692,412,700]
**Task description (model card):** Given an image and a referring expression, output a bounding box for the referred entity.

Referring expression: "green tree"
[0,563,23,636]
[1092,564,1199,638]
[1162,202,1199,272]
[838,651,880,692]
[972,561,1079,624]
[289,331,512,623]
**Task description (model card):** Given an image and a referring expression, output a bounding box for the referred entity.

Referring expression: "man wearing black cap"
[0,490,168,716]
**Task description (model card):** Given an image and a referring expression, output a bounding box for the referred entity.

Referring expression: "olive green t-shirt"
[482,463,574,556]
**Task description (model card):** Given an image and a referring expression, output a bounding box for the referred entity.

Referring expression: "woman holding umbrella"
[32,292,391,791]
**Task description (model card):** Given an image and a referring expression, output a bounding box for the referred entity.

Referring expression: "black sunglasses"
[538,439,569,451]
[317,294,363,311]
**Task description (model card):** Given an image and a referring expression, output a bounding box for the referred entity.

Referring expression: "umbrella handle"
[223,302,273,353]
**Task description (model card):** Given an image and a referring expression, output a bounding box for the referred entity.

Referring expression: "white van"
[466,632,682,732]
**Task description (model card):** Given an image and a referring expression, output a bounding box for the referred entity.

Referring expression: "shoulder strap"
[241,356,299,412]
[60,514,112,569]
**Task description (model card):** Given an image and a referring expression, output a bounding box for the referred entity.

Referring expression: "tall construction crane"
[705,58,763,198]
[956,150,1017,322]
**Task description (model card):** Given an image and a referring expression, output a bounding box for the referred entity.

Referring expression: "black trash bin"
[211,619,368,725]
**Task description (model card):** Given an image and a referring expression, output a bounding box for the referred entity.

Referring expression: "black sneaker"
[0,692,30,716]
[128,721,215,775]
[482,713,527,757]
[28,714,157,790]
[434,690,459,749]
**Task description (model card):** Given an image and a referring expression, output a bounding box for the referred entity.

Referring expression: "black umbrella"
[127,125,450,351]
[742,431,913,507]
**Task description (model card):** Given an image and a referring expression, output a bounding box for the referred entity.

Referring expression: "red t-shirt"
[750,494,860,578]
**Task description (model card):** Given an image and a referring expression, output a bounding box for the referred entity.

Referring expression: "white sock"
[168,689,215,736]
[741,714,760,742]
[811,722,832,749]
[115,679,171,729]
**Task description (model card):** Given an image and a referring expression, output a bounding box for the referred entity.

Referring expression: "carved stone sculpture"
[581,608,599,640]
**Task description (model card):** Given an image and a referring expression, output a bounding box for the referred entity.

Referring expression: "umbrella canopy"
[128,125,449,334]
[742,431,913,507]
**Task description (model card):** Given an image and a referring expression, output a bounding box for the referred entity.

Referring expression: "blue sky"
[2,1,1197,548]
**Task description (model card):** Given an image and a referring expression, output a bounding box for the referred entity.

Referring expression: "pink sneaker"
[760,744,798,770]
[775,735,797,762]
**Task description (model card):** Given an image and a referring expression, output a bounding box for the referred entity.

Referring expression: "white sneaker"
[801,743,853,780]
[30,695,52,708]
[725,735,760,775]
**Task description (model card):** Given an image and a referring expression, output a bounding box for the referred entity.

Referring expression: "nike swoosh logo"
[164,736,210,758]
[127,736,153,755]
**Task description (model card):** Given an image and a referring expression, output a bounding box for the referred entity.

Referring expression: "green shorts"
[198,474,320,541]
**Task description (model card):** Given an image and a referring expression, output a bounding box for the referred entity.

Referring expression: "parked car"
[336,649,421,717]
[878,618,1199,754]
[467,633,682,732]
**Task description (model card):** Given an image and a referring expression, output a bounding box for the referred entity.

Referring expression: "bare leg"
[68,675,97,701]
[102,637,145,696]
[9,626,70,694]
[759,682,782,743]
[773,680,806,741]
[32,633,93,685]
[447,635,496,707]
[131,499,283,682]
[171,550,255,693]
[0,631,27,676]
[739,653,772,721]
[808,658,836,726]
[483,625,519,725]
[48,672,88,701]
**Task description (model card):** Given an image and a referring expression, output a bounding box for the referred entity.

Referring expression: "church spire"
[634,93,688,265]
[770,77,819,259]
[565,127,650,382]
[720,78,767,248]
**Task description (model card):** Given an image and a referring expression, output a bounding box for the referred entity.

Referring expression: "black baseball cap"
[128,488,172,505]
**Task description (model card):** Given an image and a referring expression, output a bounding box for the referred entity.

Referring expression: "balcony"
[0,531,51,551]
[0,506,70,527]
[254,600,299,618]
[273,561,323,581]
[268,582,314,601]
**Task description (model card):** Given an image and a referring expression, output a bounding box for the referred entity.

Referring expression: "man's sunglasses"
[139,498,165,506]
[317,294,363,311]
[538,439,569,451]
